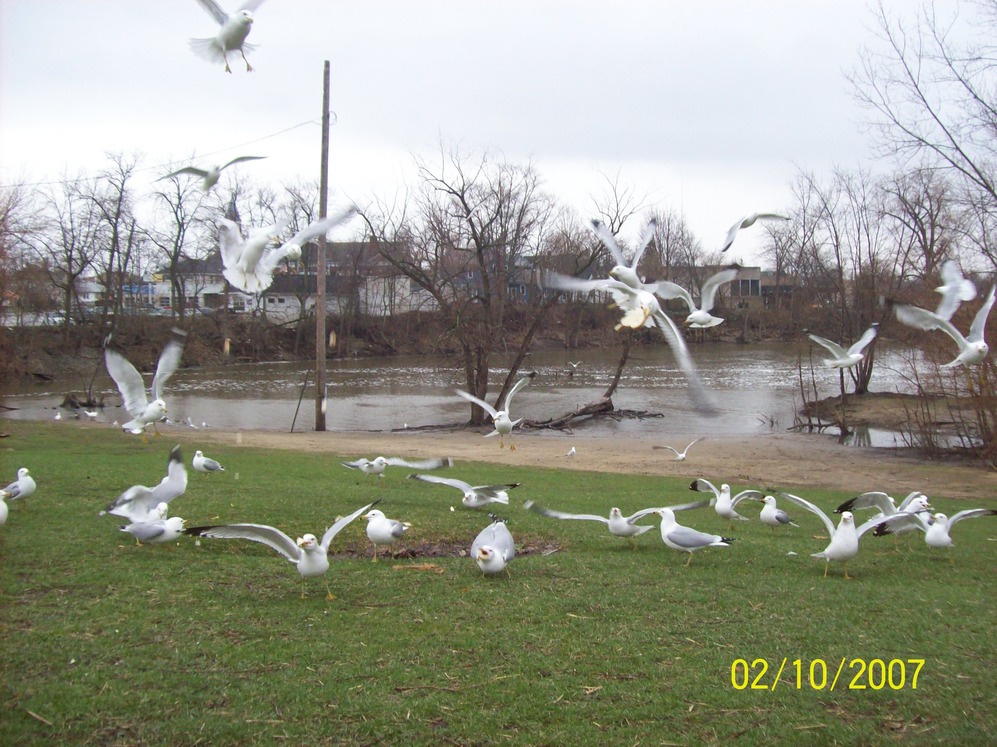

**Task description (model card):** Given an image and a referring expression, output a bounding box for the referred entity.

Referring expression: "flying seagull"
[105,331,186,437]
[654,266,740,328]
[720,212,790,253]
[455,376,531,450]
[100,445,188,523]
[341,455,453,479]
[525,499,711,548]
[185,500,376,599]
[934,259,977,321]
[407,474,520,510]
[894,284,996,368]
[807,323,879,369]
[160,156,265,192]
[189,0,265,73]
[654,437,704,461]
[588,218,660,291]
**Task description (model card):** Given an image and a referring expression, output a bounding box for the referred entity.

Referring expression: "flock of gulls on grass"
[5,2,995,597]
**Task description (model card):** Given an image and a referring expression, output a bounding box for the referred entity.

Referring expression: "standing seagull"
[780,492,895,579]
[407,473,520,510]
[120,504,186,547]
[185,501,376,599]
[362,509,411,562]
[878,509,997,557]
[189,0,265,73]
[160,156,265,192]
[455,376,531,450]
[471,516,515,576]
[654,266,740,328]
[894,284,996,368]
[807,324,879,369]
[193,450,225,475]
[104,332,186,437]
[1,467,36,502]
[720,212,790,253]
[655,508,735,566]
[654,437,703,462]
[758,495,799,530]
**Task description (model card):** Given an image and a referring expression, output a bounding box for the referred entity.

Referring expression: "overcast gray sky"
[0,0,979,264]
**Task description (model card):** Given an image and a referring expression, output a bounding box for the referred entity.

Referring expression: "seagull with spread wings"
[160,156,265,192]
[100,445,188,523]
[342,455,453,479]
[720,212,790,253]
[455,376,531,450]
[653,266,740,328]
[807,323,879,369]
[105,332,186,437]
[894,284,996,368]
[189,0,265,73]
[407,473,520,510]
[525,499,711,548]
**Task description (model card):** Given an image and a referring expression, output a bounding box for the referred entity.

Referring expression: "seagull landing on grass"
[185,501,376,599]
[525,499,711,548]
[406,474,520,510]
[690,478,763,527]
[342,455,453,479]
[654,437,703,461]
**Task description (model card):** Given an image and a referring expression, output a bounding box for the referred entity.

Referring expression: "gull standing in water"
[807,324,879,369]
[455,376,531,450]
[780,492,896,579]
[185,501,376,599]
[471,515,515,576]
[105,331,186,437]
[407,474,520,510]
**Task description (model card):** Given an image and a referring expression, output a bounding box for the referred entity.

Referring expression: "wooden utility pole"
[315,60,331,431]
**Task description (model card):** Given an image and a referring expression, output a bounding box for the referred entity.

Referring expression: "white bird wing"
[935,260,977,320]
[151,447,188,504]
[630,218,658,270]
[220,155,267,172]
[321,501,377,550]
[653,280,696,312]
[656,445,681,456]
[947,508,997,527]
[627,499,712,522]
[187,523,301,562]
[406,474,471,492]
[161,166,209,180]
[731,490,764,508]
[779,492,835,536]
[124,521,169,542]
[238,0,266,13]
[471,521,515,559]
[721,212,790,253]
[690,478,720,499]
[151,336,186,402]
[648,307,716,414]
[523,500,609,525]
[967,284,996,343]
[836,491,895,514]
[543,271,617,294]
[873,512,930,536]
[384,456,453,470]
[284,206,358,248]
[808,334,848,360]
[895,304,967,348]
[455,389,499,419]
[216,219,246,270]
[502,376,531,414]
[104,349,149,417]
[194,0,230,25]
[846,325,879,356]
[590,219,628,267]
[699,267,739,313]
[896,491,926,511]
[341,458,371,470]
[103,484,157,522]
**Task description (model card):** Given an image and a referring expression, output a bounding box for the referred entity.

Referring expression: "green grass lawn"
[1,421,994,745]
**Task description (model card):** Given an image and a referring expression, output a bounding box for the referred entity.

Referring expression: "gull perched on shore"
[525,499,711,548]
[720,212,790,253]
[455,376,531,450]
[407,474,520,510]
[342,455,453,479]
[655,508,735,566]
[471,516,515,576]
[193,450,225,475]
[185,501,376,599]
[100,445,188,523]
[219,207,356,294]
[105,332,186,437]
[363,509,411,561]
[780,492,896,578]
[690,479,763,527]
[654,437,703,461]
[894,284,996,368]
[189,0,265,73]
[654,266,740,328]
[1,467,37,502]
[160,156,265,192]
[807,323,879,369]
